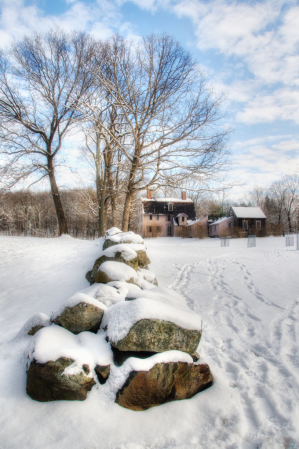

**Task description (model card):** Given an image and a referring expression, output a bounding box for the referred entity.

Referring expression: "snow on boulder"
[103,232,144,251]
[138,268,158,286]
[125,287,189,309]
[128,244,151,267]
[26,326,113,402]
[15,313,50,339]
[119,232,144,245]
[107,281,141,292]
[51,293,107,334]
[103,298,202,355]
[105,227,122,237]
[96,261,139,286]
[111,351,213,411]
[80,283,126,307]
[90,245,138,284]
[102,234,122,250]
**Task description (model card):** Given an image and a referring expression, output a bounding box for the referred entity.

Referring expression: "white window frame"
[168,203,173,211]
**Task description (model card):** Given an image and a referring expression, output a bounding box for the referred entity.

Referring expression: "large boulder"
[26,357,96,402]
[102,234,122,250]
[114,352,213,410]
[127,244,151,267]
[26,326,113,402]
[103,298,202,355]
[92,245,138,284]
[95,261,139,286]
[51,293,107,334]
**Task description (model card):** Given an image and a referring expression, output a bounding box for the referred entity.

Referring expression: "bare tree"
[91,34,230,232]
[0,29,95,235]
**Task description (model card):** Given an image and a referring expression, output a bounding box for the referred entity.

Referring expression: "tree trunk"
[122,191,133,232]
[95,132,107,237]
[287,210,292,233]
[47,158,68,235]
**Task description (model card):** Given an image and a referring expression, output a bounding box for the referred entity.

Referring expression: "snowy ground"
[0,235,299,449]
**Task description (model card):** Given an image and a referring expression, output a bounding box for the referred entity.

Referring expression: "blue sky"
[0,0,298,199]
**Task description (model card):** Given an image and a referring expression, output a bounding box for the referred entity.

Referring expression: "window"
[157,215,159,220]
[228,222,232,228]
[182,216,185,222]
[167,215,171,221]
[256,221,261,230]
[150,215,152,220]
[168,203,173,211]
[167,226,172,236]
[243,220,248,231]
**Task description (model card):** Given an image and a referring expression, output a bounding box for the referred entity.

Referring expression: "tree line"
[0,29,229,236]
[1,174,297,238]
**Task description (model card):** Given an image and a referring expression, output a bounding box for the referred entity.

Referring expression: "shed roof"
[231,206,266,219]
[209,216,232,226]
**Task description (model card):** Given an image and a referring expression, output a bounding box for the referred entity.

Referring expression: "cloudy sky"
[1,0,298,198]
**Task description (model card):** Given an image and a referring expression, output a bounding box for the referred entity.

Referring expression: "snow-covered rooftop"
[231,207,266,219]
[209,216,232,226]
[187,216,207,226]
[142,197,193,203]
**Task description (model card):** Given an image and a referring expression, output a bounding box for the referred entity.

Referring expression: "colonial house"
[138,191,204,238]
[209,206,267,237]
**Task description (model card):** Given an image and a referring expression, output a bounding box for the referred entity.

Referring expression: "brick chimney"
[181,191,186,200]
[147,190,151,199]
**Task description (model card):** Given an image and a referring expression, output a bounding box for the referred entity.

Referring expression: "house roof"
[209,216,232,226]
[142,199,196,221]
[142,197,193,203]
[187,216,208,226]
[231,206,266,219]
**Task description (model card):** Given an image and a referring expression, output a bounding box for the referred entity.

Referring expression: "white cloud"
[0,0,133,48]
[171,0,299,125]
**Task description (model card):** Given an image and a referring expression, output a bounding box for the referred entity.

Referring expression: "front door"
[167,226,172,236]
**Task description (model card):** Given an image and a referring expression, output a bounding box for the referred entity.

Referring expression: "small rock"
[95,365,110,384]
[192,352,200,362]
[28,325,45,336]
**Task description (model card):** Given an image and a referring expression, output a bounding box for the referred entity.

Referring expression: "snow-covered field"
[0,235,298,449]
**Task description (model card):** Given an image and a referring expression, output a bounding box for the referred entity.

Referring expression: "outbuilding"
[229,206,267,236]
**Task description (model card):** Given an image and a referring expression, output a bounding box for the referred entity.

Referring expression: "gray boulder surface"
[52,302,105,334]
[109,319,201,355]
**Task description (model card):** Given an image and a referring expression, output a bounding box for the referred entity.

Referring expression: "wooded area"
[0,29,229,236]
[0,174,298,238]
